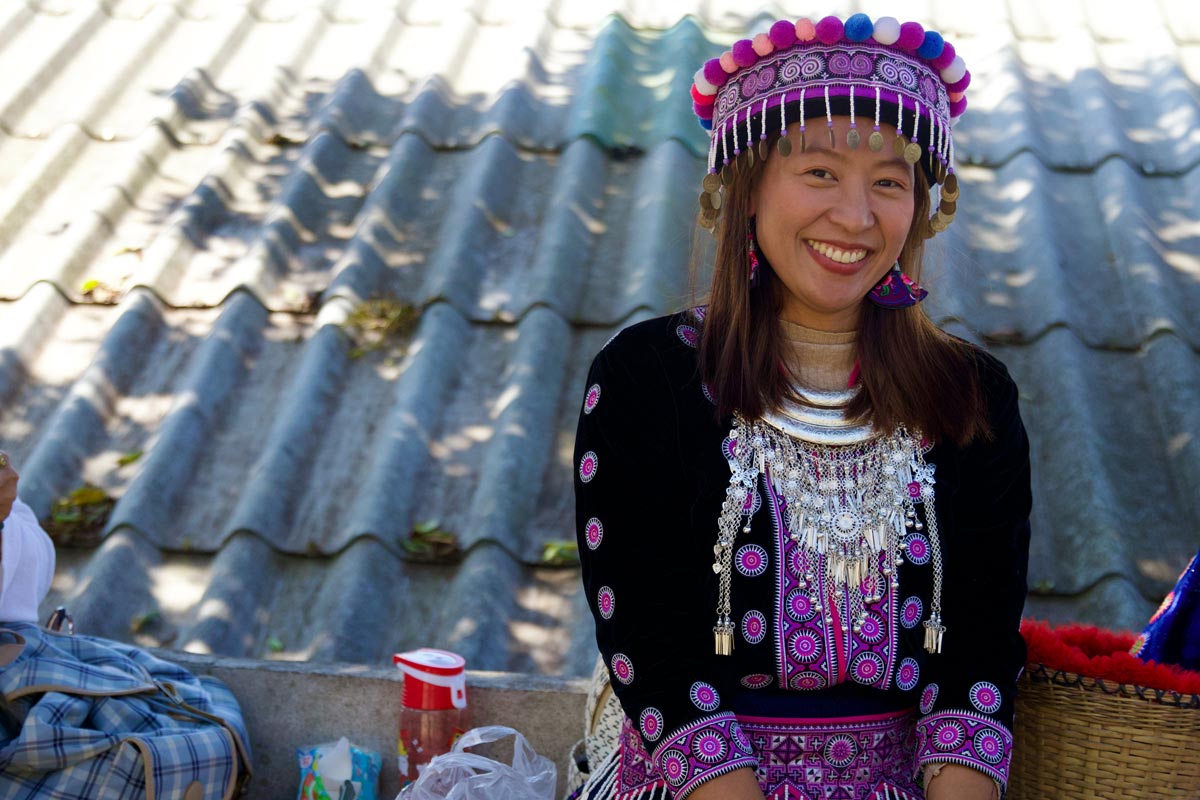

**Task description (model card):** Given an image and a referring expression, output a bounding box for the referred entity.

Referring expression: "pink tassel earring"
[868,263,927,307]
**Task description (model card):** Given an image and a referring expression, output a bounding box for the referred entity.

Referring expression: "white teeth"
[807,240,868,264]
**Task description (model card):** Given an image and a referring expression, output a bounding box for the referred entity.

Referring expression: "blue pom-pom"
[700,118,713,131]
[844,13,874,42]
[917,31,945,60]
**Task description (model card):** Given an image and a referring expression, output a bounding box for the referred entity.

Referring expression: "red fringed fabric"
[1021,619,1200,695]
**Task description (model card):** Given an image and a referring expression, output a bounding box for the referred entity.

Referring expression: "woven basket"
[1009,664,1200,799]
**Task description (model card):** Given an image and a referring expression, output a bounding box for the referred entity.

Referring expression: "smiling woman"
[574,13,1030,800]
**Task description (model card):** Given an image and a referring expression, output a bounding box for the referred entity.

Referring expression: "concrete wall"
[161,651,590,800]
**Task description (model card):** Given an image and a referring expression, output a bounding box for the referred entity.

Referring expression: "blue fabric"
[1134,549,1200,671]
[0,623,251,800]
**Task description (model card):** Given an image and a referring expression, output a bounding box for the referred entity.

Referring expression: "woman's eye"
[806,169,834,180]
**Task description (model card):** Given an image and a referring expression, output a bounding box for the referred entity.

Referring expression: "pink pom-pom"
[815,16,844,44]
[769,19,797,49]
[732,39,757,67]
[694,101,715,120]
[948,91,965,102]
[703,58,727,87]
[691,84,715,105]
[931,41,956,71]
[897,21,924,51]
[719,52,738,73]
[949,97,967,117]
[752,33,774,56]
[946,70,971,93]
[795,18,817,42]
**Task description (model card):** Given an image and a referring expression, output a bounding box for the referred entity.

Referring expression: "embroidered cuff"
[916,709,1013,789]
[651,712,758,799]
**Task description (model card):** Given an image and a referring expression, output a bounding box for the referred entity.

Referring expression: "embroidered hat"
[692,14,965,237]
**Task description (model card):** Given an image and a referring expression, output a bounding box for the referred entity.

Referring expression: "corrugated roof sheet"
[3,1,1197,673]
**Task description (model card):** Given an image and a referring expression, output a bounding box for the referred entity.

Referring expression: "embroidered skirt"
[583,708,923,800]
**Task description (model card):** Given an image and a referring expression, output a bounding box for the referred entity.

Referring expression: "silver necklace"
[712,399,946,656]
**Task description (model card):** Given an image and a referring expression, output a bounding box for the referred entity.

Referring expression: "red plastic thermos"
[394,648,469,784]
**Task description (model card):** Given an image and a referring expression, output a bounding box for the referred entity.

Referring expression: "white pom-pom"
[693,68,716,96]
[872,17,901,45]
[940,56,967,84]
[950,115,961,127]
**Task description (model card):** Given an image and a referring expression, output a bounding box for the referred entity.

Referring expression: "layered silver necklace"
[712,388,946,656]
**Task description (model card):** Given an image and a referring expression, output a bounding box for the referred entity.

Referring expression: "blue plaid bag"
[0,623,252,800]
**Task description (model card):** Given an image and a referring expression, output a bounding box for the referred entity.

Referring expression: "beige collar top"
[778,318,857,393]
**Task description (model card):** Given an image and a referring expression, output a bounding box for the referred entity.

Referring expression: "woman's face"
[751,116,916,332]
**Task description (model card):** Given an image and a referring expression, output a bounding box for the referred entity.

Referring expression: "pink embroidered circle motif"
[741,610,766,644]
[583,383,601,414]
[736,544,768,577]
[907,481,921,498]
[786,590,816,622]
[920,683,939,714]
[822,734,859,769]
[790,671,827,691]
[788,548,808,578]
[597,586,615,619]
[661,750,688,787]
[904,533,930,565]
[858,612,884,643]
[973,730,1005,766]
[701,382,715,405]
[692,731,728,764]
[896,658,920,692]
[639,707,663,742]
[789,630,823,663]
[850,652,884,685]
[676,324,699,348]
[584,517,604,550]
[578,451,598,483]
[740,673,773,689]
[901,596,923,629]
[933,720,967,751]
[610,653,634,685]
[970,681,1002,714]
[690,681,720,711]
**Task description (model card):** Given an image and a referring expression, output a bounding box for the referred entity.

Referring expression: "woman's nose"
[826,183,875,232]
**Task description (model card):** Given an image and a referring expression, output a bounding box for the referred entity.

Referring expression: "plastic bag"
[396,725,556,800]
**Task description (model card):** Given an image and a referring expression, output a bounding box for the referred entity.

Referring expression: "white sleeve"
[0,498,56,623]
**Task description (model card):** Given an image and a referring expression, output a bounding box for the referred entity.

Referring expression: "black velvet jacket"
[574,310,1032,794]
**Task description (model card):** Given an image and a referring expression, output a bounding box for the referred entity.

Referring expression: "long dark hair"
[694,140,989,447]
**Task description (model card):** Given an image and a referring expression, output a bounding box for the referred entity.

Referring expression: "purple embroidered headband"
[692,14,965,237]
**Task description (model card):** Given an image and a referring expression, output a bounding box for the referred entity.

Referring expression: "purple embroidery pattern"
[903,533,931,565]
[969,681,1003,714]
[649,714,757,797]
[584,517,603,550]
[917,709,1014,786]
[920,683,939,714]
[740,673,773,689]
[736,544,769,577]
[789,630,823,664]
[742,610,767,645]
[689,681,720,712]
[676,324,699,348]
[738,711,922,799]
[901,596,923,629]
[640,707,664,742]
[583,383,601,414]
[578,451,598,483]
[789,671,827,690]
[896,657,920,692]
[611,653,634,685]
[850,652,885,685]
[597,586,615,619]
[701,382,715,405]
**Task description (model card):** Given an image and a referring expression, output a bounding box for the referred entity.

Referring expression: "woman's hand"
[924,763,999,800]
[686,767,767,800]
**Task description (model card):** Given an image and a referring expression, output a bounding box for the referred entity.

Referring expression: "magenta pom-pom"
[815,16,844,44]
[703,58,727,87]
[693,101,714,120]
[948,97,967,117]
[897,21,925,51]
[946,70,971,93]
[931,41,956,71]
[769,19,797,49]
[732,39,757,67]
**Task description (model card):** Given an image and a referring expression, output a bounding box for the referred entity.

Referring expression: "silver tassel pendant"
[714,621,734,656]
[923,613,946,654]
